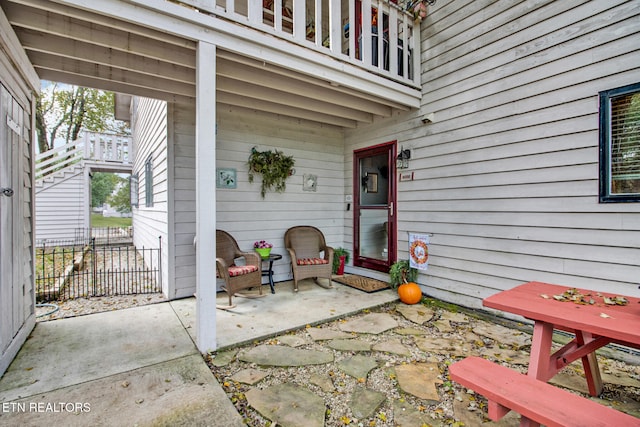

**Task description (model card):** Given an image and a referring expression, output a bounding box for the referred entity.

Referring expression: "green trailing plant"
[388,259,418,289]
[332,247,351,274]
[247,147,295,198]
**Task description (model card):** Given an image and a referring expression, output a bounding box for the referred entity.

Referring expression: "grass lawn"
[91,213,132,227]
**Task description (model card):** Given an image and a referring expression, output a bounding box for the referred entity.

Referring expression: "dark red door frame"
[353,141,397,272]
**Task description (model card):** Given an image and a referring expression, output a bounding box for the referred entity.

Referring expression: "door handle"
[389,201,393,216]
[1,187,14,197]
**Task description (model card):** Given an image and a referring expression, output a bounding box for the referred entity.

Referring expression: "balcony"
[174,0,420,87]
[2,0,421,128]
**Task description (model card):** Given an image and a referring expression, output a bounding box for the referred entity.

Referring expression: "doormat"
[332,274,390,293]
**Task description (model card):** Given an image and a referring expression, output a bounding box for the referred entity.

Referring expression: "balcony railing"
[35,132,132,180]
[172,0,420,86]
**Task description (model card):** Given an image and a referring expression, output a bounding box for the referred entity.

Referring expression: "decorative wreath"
[410,240,429,265]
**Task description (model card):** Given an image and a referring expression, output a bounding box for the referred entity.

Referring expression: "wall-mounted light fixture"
[396,147,411,169]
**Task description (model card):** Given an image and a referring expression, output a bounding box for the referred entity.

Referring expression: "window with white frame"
[599,82,640,202]
[144,155,153,207]
[130,174,139,208]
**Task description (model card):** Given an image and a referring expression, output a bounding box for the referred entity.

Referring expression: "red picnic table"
[483,281,640,397]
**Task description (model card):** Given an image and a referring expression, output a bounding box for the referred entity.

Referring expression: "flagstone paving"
[207,302,640,426]
[245,383,326,427]
[239,344,334,366]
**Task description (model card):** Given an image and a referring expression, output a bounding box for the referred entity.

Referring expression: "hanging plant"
[247,147,295,198]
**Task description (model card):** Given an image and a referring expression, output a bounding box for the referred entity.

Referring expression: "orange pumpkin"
[398,282,422,304]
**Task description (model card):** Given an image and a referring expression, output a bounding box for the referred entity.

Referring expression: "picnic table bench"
[449,356,640,427]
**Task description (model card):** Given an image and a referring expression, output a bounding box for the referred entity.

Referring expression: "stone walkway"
[208,302,640,426]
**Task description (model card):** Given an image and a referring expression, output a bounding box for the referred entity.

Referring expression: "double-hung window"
[599,83,640,202]
[145,155,153,207]
[130,174,139,208]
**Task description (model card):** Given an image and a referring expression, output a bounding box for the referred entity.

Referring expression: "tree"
[109,176,132,213]
[91,173,118,208]
[35,82,129,154]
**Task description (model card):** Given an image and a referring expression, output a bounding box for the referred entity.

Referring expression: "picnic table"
[483,281,640,396]
[449,281,640,427]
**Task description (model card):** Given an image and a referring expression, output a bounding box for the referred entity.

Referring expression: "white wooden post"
[292,0,305,41]
[361,0,371,65]
[248,0,262,24]
[329,0,342,56]
[274,0,283,32]
[195,40,217,353]
[375,0,382,70]
[314,0,322,47]
[411,18,420,84]
[83,132,90,159]
[95,134,102,161]
[388,7,398,76]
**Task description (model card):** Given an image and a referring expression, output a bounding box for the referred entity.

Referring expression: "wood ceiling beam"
[3,1,195,67]
[218,50,410,111]
[4,0,197,49]
[36,68,194,104]
[16,28,195,84]
[217,57,391,117]
[217,93,357,128]
[218,75,373,123]
[29,51,195,97]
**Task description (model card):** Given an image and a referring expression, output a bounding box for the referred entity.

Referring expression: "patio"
[1,278,638,426]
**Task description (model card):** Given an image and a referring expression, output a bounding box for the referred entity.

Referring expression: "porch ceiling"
[1,0,411,128]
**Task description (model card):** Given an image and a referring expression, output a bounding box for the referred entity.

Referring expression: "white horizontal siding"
[171,102,196,298]
[215,105,345,285]
[163,104,345,296]
[34,167,87,242]
[131,97,169,297]
[345,0,640,310]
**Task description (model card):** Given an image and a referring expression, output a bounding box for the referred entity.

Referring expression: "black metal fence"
[35,227,133,248]
[35,236,162,302]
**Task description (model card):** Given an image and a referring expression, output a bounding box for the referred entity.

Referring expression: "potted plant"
[389,260,422,304]
[332,247,350,275]
[254,240,273,258]
[247,147,295,198]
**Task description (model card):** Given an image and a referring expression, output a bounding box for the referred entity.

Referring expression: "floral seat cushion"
[217,265,259,278]
[296,258,329,266]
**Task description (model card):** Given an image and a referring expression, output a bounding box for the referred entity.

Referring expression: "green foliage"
[247,147,295,198]
[108,175,132,213]
[332,247,350,273]
[36,82,129,154]
[388,260,417,289]
[90,214,131,228]
[91,172,118,207]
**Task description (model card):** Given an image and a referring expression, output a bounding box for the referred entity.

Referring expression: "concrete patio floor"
[0,279,398,426]
[174,278,399,349]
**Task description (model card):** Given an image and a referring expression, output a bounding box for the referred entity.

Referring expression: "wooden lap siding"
[344,0,640,309]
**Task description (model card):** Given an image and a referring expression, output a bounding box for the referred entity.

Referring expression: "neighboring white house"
[1,0,639,375]
[34,132,133,243]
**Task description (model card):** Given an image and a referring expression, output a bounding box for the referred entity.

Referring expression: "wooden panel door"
[0,84,23,354]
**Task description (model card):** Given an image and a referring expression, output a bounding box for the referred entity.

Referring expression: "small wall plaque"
[303,174,317,191]
[217,168,237,189]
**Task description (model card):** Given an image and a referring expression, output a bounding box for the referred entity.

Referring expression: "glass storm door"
[353,142,396,272]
